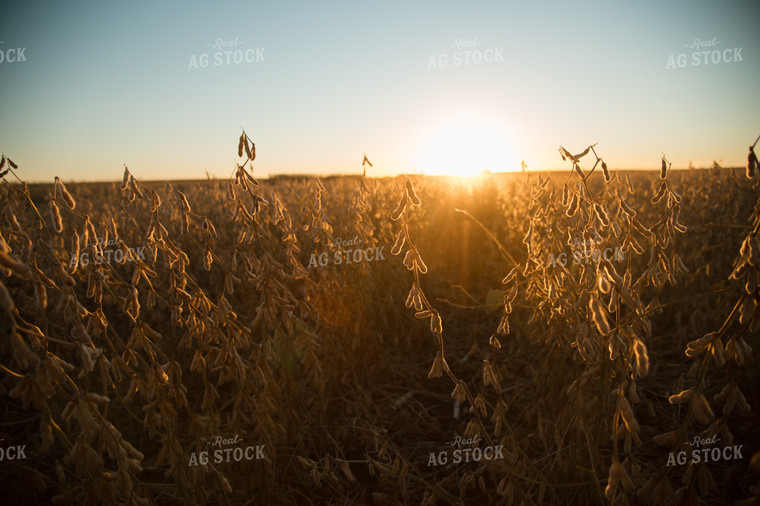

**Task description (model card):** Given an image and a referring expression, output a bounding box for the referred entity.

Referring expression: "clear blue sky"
[1,0,758,181]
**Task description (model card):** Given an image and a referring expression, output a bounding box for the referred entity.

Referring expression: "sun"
[416,113,519,177]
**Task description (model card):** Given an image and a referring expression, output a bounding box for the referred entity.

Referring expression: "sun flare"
[417,113,519,177]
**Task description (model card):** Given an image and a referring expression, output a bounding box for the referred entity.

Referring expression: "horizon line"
[13,165,747,185]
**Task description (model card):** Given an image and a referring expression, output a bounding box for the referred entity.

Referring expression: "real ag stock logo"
[187,434,266,467]
[188,37,265,70]
[307,235,386,268]
[68,237,146,269]
[0,439,28,462]
[427,434,506,467]
[665,434,744,467]
[427,37,504,70]
[548,236,625,267]
[0,41,27,64]
[666,36,743,69]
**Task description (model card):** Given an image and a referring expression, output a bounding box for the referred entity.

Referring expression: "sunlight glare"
[417,113,519,177]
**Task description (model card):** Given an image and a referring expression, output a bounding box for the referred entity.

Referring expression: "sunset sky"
[1,0,758,181]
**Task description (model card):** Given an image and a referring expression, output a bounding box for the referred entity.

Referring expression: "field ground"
[1,162,759,505]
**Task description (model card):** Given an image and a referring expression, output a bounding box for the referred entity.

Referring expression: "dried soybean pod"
[632,218,651,237]
[574,145,591,160]
[618,397,640,433]
[244,138,253,160]
[502,266,518,285]
[430,311,442,334]
[566,192,579,217]
[132,181,143,199]
[651,181,667,204]
[391,229,405,255]
[121,167,130,190]
[85,218,97,246]
[602,160,611,182]
[669,388,692,404]
[620,197,636,217]
[7,209,21,232]
[405,178,421,206]
[391,196,407,221]
[589,296,611,335]
[748,148,758,179]
[205,219,217,239]
[56,177,76,209]
[180,213,189,235]
[633,338,649,377]
[69,232,80,274]
[50,201,63,233]
[593,203,610,226]
[176,190,191,212]
[412,248,428,274]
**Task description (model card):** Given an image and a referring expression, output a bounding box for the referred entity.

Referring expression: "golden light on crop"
[416,113,519,177]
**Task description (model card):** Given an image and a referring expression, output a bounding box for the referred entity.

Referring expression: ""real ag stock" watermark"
[427,434,506,467]
[548,236,625,267]
[0,41,27,64]
[68,237,146,269]
[665,434,744,467]
[187,434,266,467]
[307,235,386,268]
[0,439,27,462]
[666,36,743,69]
[188,37,265,70]
[427,37,504,70]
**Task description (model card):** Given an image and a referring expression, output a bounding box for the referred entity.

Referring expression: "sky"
[0,0,758,181]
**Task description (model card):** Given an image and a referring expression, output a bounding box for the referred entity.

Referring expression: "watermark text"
[666,36,743,69]
[189,37,265,69]
[428,37,503,69]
